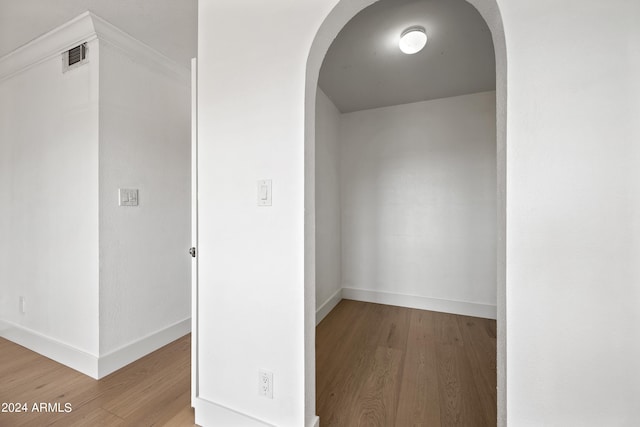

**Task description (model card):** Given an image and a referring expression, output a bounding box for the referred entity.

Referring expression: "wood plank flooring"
[1,300,495,427]
[316,300,497,426]
[0,334,195,427]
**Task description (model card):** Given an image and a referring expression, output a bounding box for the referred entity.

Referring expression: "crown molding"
[0,12,96,82]
[91,13,189,83]
[0,11,188,83]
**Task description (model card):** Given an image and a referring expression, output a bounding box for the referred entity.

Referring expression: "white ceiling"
[0,0,197,68]
[318,0,495,113]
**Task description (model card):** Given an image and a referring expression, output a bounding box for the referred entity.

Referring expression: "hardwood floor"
[316,300,497,426]
[0,334,195,427]
[1,301,495,427]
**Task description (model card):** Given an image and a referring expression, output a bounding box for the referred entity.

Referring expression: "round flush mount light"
[399,26,427,54]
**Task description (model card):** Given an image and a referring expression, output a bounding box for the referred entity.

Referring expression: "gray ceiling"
[0,0,196,68]
[0,0,494,113]
[318,0,496,113]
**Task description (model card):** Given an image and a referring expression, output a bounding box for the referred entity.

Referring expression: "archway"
[304,0,507,425]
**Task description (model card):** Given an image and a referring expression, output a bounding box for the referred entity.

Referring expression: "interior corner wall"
[97,40,191,358]
[0,13,191,379]
[339,92,497,317]
[315,88,342,321]
[0,39,100,359]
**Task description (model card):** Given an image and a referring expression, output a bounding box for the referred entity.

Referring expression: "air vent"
[68,44,86,66]
[62,43,88,72]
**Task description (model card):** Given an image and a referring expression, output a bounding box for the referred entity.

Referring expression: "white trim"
[91,13,189,83]
[0,12,97,82]
[97,318,191,378]
[316,288,342,325]
[191,57,199,407]
[342,288,497,320]
[0,319,99,378]
[0,318,190,379]
[308,415,320,427]
[0,11,188,84]
[194,397,275,427]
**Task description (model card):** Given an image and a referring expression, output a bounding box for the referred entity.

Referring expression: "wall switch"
[257,180,272,206]
[119,188,139,206]
[19,296,25,315]
[258,369,273,399]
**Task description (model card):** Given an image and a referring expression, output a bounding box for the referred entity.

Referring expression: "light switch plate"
[257,180,272,206]
[119,188,139,206]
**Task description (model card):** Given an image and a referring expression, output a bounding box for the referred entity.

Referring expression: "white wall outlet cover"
[258,369,274,399]
[119,188,139,206]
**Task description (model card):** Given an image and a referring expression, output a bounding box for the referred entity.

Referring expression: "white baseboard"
[98,317,191,378]
[0,317,191,379]
[194,397,274,426]
[308,415,320,427]
[342,288,497,319]
[0,319,100,378]
[316,288,343,325]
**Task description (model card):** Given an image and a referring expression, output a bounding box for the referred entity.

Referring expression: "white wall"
[196,1,336,426]
[501,0,640,424]
[340,92,496,317]
[197,0,640,426]
[315,88,342,322]
[0,12,191,379]
[98,40,191,357]
[0,39,100,358]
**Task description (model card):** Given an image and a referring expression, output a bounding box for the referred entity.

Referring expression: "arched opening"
[304,0,507,425]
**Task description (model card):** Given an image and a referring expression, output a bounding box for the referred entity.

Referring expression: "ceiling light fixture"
[399,26,427,54]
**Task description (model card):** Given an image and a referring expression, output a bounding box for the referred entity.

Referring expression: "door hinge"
[189,247,197,258]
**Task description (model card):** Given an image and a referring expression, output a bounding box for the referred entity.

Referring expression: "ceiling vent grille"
[62,43,88,72]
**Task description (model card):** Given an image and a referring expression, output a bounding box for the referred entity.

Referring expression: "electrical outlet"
[258,369,273,399]
[19,296,26,315]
